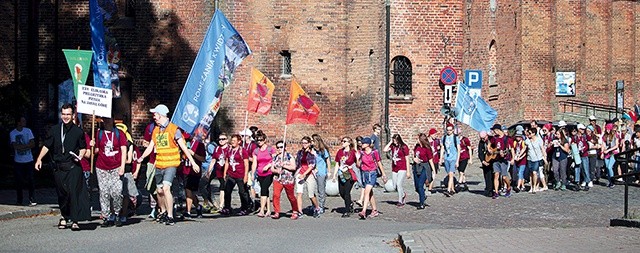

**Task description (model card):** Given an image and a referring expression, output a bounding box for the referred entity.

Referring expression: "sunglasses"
[301,141,309,144]
[219,138,227,140]
[277,145,284,149]
[342,140,350,143]
[257,138,265,141]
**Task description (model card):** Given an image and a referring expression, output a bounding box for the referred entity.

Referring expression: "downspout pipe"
[384,0,391,144]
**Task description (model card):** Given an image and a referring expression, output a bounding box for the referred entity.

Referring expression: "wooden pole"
[282,125,288,149]
[242,110,249,149]
[90,111,95,174]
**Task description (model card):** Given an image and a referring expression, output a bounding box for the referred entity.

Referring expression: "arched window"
[390,56,412,96]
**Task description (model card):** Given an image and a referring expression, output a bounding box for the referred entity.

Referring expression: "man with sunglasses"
[35,104,90,231]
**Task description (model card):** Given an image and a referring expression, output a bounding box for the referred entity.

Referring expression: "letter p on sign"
[464,70,482,90]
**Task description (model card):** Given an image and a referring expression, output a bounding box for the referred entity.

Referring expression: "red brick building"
[2,0,639,147]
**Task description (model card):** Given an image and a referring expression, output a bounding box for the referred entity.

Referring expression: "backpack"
[97,129,122,146]
[442,134,458,155]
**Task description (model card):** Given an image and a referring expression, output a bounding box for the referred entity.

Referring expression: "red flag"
[286,79,320,125]
[247,68,275,115]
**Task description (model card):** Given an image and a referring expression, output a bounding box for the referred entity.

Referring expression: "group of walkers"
[10,102,640,230]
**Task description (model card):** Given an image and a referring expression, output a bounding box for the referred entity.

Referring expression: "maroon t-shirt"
[490,135,512,161]
[390,144,410,172]
[80,133,91,172]
[413,144,433,163]
[181,141,205,176]
[459,137,471,161]
[213,145,230,179]
[143,123,156,164]
[335,148,357,167]
[227,147,249,179]
[429,139,441,163]
[511,140,527,166]
[95,129,127,170]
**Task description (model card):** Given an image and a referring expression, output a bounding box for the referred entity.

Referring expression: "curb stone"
[398,231,421,253]
[0,208,59,221]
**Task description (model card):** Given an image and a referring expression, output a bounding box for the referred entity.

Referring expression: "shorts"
[527,160,541,173]
[121,172,139,197]
[154,167,177,188]
[444,159,457,174]
[361,170,378,186]
[295,173,317,198]
[492,161,510,177]
[185,174,200,191]
[458,159,469,173]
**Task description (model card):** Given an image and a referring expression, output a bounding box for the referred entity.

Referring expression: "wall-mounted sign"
[555,72,576,97]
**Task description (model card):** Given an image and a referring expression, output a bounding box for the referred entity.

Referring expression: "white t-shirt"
[10,128,34,163]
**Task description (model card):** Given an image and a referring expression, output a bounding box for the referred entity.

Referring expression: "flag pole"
[282,124,288,150]
[242,110,249,149]
[90,110,95,174]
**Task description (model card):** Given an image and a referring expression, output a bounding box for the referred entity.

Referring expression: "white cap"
[239,128,252,136]
[589,115,597,121]
[558,120,567,127]
[150,104,169,117]
[577,123,586,130]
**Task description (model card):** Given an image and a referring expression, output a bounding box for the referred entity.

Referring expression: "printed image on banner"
[90,0,112,90]
[62,49,93,98]
[172,9,251,141]
[247,68,275,115]
[455,82,497,132]
[286,79,320,125]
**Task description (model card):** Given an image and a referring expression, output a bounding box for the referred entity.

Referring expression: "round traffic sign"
[440,66,458,85]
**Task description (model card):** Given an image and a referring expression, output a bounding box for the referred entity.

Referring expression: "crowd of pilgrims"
[77,116,640,227]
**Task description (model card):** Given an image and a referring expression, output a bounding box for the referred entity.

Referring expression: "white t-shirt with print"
[10,128,34,163]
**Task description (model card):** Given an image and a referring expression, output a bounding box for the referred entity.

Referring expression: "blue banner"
[171,10,251,140]
[90,0,111,89]
[455,82,497,132]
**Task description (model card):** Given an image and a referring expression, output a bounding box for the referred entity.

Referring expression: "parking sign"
[464,70,482,97]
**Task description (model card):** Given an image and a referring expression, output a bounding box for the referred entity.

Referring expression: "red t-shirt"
[414,144,433,163]
[429,139,441,163]
[459,137,471,161]
[490,135,512,161]
[390,144,409,172]
[335,148,357,167]
[213,145,229,179]
[80,133,91,172]
[359,150,380,172]
[181,141,205,176]
[143,123,156,164]
[95,129,127,170]
[254,146,275,177]
[227,147,249,179]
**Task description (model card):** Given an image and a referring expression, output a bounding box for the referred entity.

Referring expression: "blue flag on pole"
[90,0,111,89]
[172,10,251,140]
[455,82,497,132]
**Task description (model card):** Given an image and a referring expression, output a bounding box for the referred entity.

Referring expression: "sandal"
[70,223,80,231]
[57,218,67,229]
[257,212,265,218]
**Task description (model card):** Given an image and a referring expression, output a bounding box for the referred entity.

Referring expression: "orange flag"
[286,79,320,125]
[247,68,275,115]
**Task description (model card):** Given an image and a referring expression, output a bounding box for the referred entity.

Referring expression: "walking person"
[356,137,387,219]
[440,124,460,196]
[458,132,472,191]
[182,135,205,218]
[251,130,275,218]
[427,128,441,194]
[332,136,359,217]
[142,121,159,219]
[206,133,230,212]
[219,134,251,216]
[524,128,546,193]
[311,134,331,215]
[10,116,37,206]
[199,134,218,212]
[383,133,411,207]
[94,118,127,227]
[270,141,299,219]
[601,123,618,188]
[34,104,90,231]
[115,122,141,224]
[370,124,382,151]
[295,136,320,218]
[413,133,435,209]
[240,129,259,210]
[136,104,200,225]
[478,131,494,197]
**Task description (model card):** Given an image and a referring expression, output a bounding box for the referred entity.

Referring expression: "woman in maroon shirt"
[383,134,411,207]
[413,133,435,210]
[206,133,229,212]
[332,136,359,217]
[220,134,251,216]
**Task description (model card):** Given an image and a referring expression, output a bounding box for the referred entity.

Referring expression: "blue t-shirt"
[314,149,330,176]
[443,135,460,161]
[370,134,380,151]
[201,142,217,173]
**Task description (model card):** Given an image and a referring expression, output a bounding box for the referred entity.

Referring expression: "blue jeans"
[517,165,526,181]
[604,156,615,183]
[413,163,431,205]
[576,157,591,183]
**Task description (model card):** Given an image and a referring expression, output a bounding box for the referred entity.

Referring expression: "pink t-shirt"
[359,150,380,172]
[254,146,275,177]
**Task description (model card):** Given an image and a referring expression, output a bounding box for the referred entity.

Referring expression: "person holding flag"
[137,104,200,226]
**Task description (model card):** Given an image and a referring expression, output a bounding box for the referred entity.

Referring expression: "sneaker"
[617,178,624,182]
[443,191,451,197]
[219,208,230,216]
[29,199,37,206]
[318,207,325,214]
[426,191,433,196]
[100,218,112,228]
[492,192,499,199]
[608,183,615,189]
[541,186,549,192]
[504,189,512,198]
[155,212,166,222]
[587,181,593,188]
[417,204,425,210]
[313,208,321,218]
[296,212,304,219]
[580,182,586,187]
[165,217,175,226]
[148,208,157,219]
[237,210,249,216]
[114,217,123,227]
[196,205,203,218]
[368,210,379,218]
[402,192,407,205]
[341,213,350,218]
[560,185,567,191]
[183,212,192,219]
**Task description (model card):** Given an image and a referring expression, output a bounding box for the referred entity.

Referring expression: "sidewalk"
[0,188,60,220]
[398,227,640,253]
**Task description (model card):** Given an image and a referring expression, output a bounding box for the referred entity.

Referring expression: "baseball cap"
[491,124,502,131]
[587,125,595,132]
[362,137,373,145]
[558,120,567,127]
[605,123,614,131]
[577,123,586,130]
[239,128,252,136]
[150,104,169,117]
[543,123,553,131]
[589,115,597,121]
[428,128,437,136]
